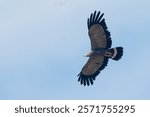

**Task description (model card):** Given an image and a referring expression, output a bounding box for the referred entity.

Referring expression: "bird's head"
[84,51,94,57]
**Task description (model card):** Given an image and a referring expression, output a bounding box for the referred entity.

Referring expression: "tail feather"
[106,47,123,61]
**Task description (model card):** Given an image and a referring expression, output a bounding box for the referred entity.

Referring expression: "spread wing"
[87,11,112,50]
[78,11,111,86]
[78,55,108,86]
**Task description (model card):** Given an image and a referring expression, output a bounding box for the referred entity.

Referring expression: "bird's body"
[85,47,122,59]
[78,11,123,86]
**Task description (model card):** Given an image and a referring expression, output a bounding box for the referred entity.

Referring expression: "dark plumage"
[78,11,123,86]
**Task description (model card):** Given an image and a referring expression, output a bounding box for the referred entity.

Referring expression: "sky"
[0,0,150,100]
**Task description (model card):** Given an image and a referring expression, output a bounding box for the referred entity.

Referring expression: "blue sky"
[0,0,150,99]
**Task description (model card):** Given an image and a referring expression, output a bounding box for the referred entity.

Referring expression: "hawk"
[78,11,123,86]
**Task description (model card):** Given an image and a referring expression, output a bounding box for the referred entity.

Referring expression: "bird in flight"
[78,11,123,86]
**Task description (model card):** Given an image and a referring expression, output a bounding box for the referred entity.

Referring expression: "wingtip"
[87,10,105,28]
[77,73,95,86]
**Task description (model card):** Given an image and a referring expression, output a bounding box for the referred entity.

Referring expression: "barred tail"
[105,47,123,61]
